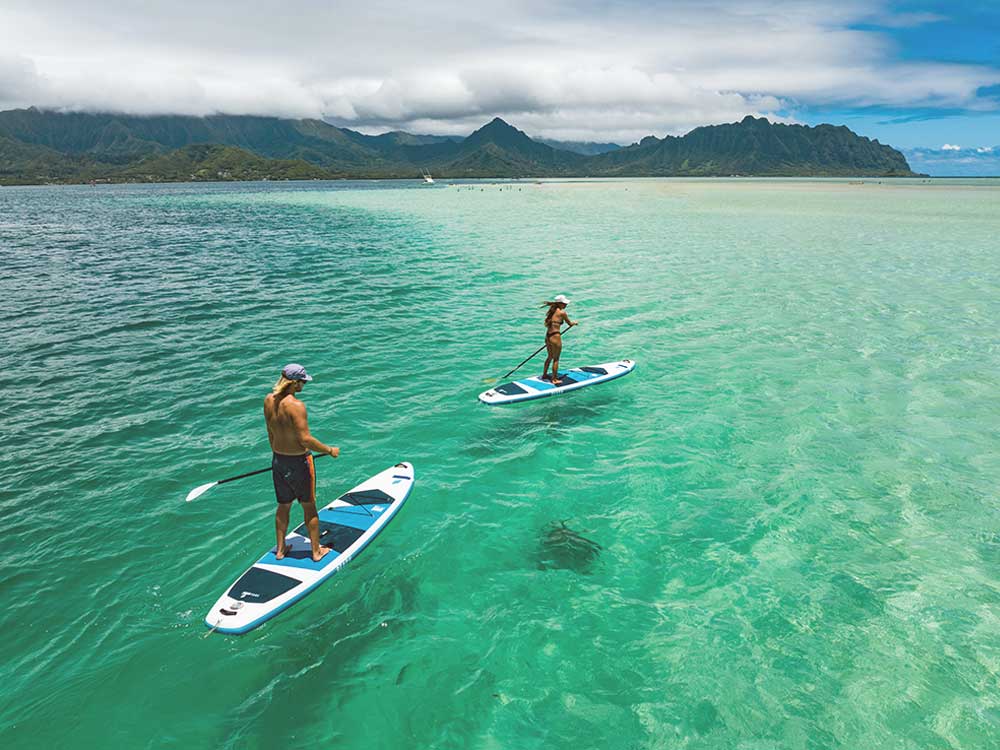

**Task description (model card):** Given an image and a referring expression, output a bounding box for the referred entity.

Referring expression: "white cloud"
[941,143,962,150]
[903,145,1000,176]
[977,146,994,153]
[0,0,998,142]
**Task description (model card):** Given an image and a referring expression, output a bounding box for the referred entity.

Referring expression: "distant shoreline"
[8,175,1000,189]
[1,172,937,187]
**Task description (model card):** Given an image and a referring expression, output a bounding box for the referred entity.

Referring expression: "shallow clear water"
[1,178,998,749]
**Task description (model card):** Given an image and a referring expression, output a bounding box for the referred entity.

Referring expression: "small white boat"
[422,173,435,184]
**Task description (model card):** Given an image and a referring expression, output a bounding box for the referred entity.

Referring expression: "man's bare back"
[265,392,312,455]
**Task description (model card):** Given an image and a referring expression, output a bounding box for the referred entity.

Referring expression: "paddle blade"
[185,481,218,502]
[482,377,498,384]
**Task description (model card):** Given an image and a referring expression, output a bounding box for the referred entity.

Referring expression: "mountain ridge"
[0,108,920,184]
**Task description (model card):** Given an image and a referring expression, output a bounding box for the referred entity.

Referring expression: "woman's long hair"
[540,300,562,327]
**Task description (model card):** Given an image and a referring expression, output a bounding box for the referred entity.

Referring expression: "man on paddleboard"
[264,364,339,562]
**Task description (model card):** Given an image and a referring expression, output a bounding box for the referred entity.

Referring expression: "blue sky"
[794,1,1000,173]
[0,0,997,173]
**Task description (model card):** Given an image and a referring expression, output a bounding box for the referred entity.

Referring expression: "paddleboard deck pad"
[479,359,635,405]
[205,462,414,634]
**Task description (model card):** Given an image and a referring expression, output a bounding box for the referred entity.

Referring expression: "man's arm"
[290,401,340,457]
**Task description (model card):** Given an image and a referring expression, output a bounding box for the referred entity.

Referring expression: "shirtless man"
[264,363,340,562]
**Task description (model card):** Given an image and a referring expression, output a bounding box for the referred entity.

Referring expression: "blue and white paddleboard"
[205,462,415,634]
[479,359,635,405]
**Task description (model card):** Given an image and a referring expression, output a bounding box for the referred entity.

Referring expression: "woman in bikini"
[541,294,577,385]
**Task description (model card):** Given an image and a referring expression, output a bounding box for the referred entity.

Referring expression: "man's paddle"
[184,452,331,502]
[483,324,575,385]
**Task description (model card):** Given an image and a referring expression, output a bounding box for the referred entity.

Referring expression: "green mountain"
[0,133,108,182]
[537,137,622,156]
[590,116,914,176]
[341,128,461,151]
[391,118,587,175]
[342,119,585,174]
[458,118,585,170]
[0,108,391,169]
[0,108,919,184]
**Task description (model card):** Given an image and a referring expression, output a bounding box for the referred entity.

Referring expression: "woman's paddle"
[483,324,575,384]
[184,452,330,502]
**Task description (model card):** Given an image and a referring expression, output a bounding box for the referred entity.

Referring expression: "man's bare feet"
[275,543,292,560]
[311,545,332,562]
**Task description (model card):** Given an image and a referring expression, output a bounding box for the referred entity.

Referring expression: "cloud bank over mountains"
[1,0,998,145]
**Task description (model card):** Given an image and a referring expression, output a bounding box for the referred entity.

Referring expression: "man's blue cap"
[282,363,313,382]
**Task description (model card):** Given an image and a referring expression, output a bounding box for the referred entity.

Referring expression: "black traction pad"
[290,520,365,554]
[495,382,529,395]
[339,489,393,505]
[227,567,300,603]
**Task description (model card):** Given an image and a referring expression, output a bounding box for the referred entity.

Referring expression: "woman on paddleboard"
[541,294,577,385]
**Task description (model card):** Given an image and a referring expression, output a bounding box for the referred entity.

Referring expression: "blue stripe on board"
[519,371,577,389]
[254,506,384,570]
[319,505,383,530]
[519,378,554,390]
[257,548,337,571]
[517,371,590,391]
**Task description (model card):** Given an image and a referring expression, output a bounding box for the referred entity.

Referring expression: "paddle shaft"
[500,325,573,380]
[216,452,329,486]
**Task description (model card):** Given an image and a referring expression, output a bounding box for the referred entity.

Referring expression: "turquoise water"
[2,178,998,748]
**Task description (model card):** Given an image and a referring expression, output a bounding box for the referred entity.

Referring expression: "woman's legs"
[546,335,563,384]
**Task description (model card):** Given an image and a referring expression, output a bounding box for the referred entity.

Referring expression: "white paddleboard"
[479,359,635,405]
[205,462,414,634]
